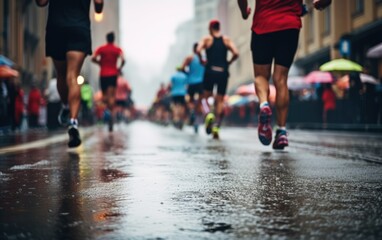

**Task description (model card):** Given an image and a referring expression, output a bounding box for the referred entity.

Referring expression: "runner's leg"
[272,64,289,127]
[66,51,86,120]
[53,60,68,105]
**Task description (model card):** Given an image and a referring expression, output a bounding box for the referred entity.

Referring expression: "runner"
[237,0,331,149]
[92,32,125,132]
[36,0,103,148]
[115,73,131,122]
[196,20,239,139]
[181,43,205,133]
[170,67,188,130]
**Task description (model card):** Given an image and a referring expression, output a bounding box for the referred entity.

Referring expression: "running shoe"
[189,111,195,125]
[258,105,272,145]
[212,125,220,139]
[204,112,215,135]
[108,116,113,132]
[272,129,289,150]
[58,107,70,126]
[68,124,81,148]
[103,109,111,123]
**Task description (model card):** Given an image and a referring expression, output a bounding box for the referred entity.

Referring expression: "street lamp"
[94,12,104,22]
[77,75,85,85]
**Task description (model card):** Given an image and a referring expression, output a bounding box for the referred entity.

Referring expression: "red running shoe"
[272,129,289,150]
[258,105,272,145]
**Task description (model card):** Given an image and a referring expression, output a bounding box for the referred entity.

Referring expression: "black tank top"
[206,37,228,71]
[47,0,91,29]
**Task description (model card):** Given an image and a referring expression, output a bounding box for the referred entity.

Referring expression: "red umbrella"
[235,84,255,96]
[0,66,19,78]
[304,71,334,83]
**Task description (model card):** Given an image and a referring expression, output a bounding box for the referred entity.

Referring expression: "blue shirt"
[187,55,205,85]
[170,71,188,97]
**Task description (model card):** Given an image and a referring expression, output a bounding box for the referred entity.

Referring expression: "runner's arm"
[91,50,101,65]
[225,37,239,65]
[94,0,104,13]
[35,0,49,7]
[181,56,192,71]
[237,0,251,20]
[313,0,331,10]
[119,52,126,73]
[196,38,207,65]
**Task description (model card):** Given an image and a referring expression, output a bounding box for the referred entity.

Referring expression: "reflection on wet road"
[0,121,381,239]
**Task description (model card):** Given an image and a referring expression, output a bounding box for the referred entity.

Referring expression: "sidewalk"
[288,122,382,133]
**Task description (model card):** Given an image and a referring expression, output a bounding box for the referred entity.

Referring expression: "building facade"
[296,0,382,78]
[0,0,51,88]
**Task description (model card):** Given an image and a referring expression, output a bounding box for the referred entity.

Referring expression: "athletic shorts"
[100,76,117,93]
[172,96,186,105]
[116,100,127,107]
[203,69,229,96]
[187,82,204,99]
[46,27,92,61]
[251,29,300,68]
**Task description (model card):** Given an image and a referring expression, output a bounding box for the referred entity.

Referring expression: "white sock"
[260,102,269,108]
[277,126,286,131]
[70,118,78,126]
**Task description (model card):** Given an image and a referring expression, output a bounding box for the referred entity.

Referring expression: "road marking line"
[0,129,93,155]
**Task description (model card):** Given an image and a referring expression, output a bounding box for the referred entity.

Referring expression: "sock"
[70,118,78,126]
[277,126,286,131]
[260,102,269,108]
[201,98,210,115]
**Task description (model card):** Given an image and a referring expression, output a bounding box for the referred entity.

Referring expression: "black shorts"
[172,96,186,105]
[100,76,117,93]
[187,82,204,99]
[203,69,229,96]
[116,100,127,107]
[46,27,92,61]
[251,29,300,68]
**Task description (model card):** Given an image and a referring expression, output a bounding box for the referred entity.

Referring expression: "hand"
[242,7,251,20]
[313,0,331,10]
[201,59,207,66]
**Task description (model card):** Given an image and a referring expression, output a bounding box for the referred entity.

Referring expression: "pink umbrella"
[304,71,334,83]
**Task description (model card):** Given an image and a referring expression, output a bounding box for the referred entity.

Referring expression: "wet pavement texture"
[0,121,382,239]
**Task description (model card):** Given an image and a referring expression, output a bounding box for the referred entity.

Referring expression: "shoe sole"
[68,128,82,148]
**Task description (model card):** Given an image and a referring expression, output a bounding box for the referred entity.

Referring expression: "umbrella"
[305,71,334,83]
[288,76,311,90]
[0,65,19,78]
[227,95,243,106]
[366,42,382,58]
[0,55,15,67]
[235,83,255,96]
[319,58,363,72]
[336,73,380,89]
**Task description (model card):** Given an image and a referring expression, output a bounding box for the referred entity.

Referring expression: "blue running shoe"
[272,129,289,150]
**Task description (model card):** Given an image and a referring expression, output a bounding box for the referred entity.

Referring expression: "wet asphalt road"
[0,121,382,239]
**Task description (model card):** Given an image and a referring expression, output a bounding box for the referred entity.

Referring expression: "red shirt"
[322,89,336,111]
[28,88,41,115]
[94,43,123,77]
[252,0,302,34]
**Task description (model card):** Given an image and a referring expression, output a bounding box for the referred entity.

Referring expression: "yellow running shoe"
[204,113,215,135]
[212,126,220,139]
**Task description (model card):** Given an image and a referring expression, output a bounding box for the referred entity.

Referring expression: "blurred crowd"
[0,73,136,133]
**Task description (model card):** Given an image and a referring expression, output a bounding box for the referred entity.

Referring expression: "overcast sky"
[120,0,194,107]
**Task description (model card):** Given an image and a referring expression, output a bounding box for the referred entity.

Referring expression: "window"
[323,7,331,36]
[353,0,364,16]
